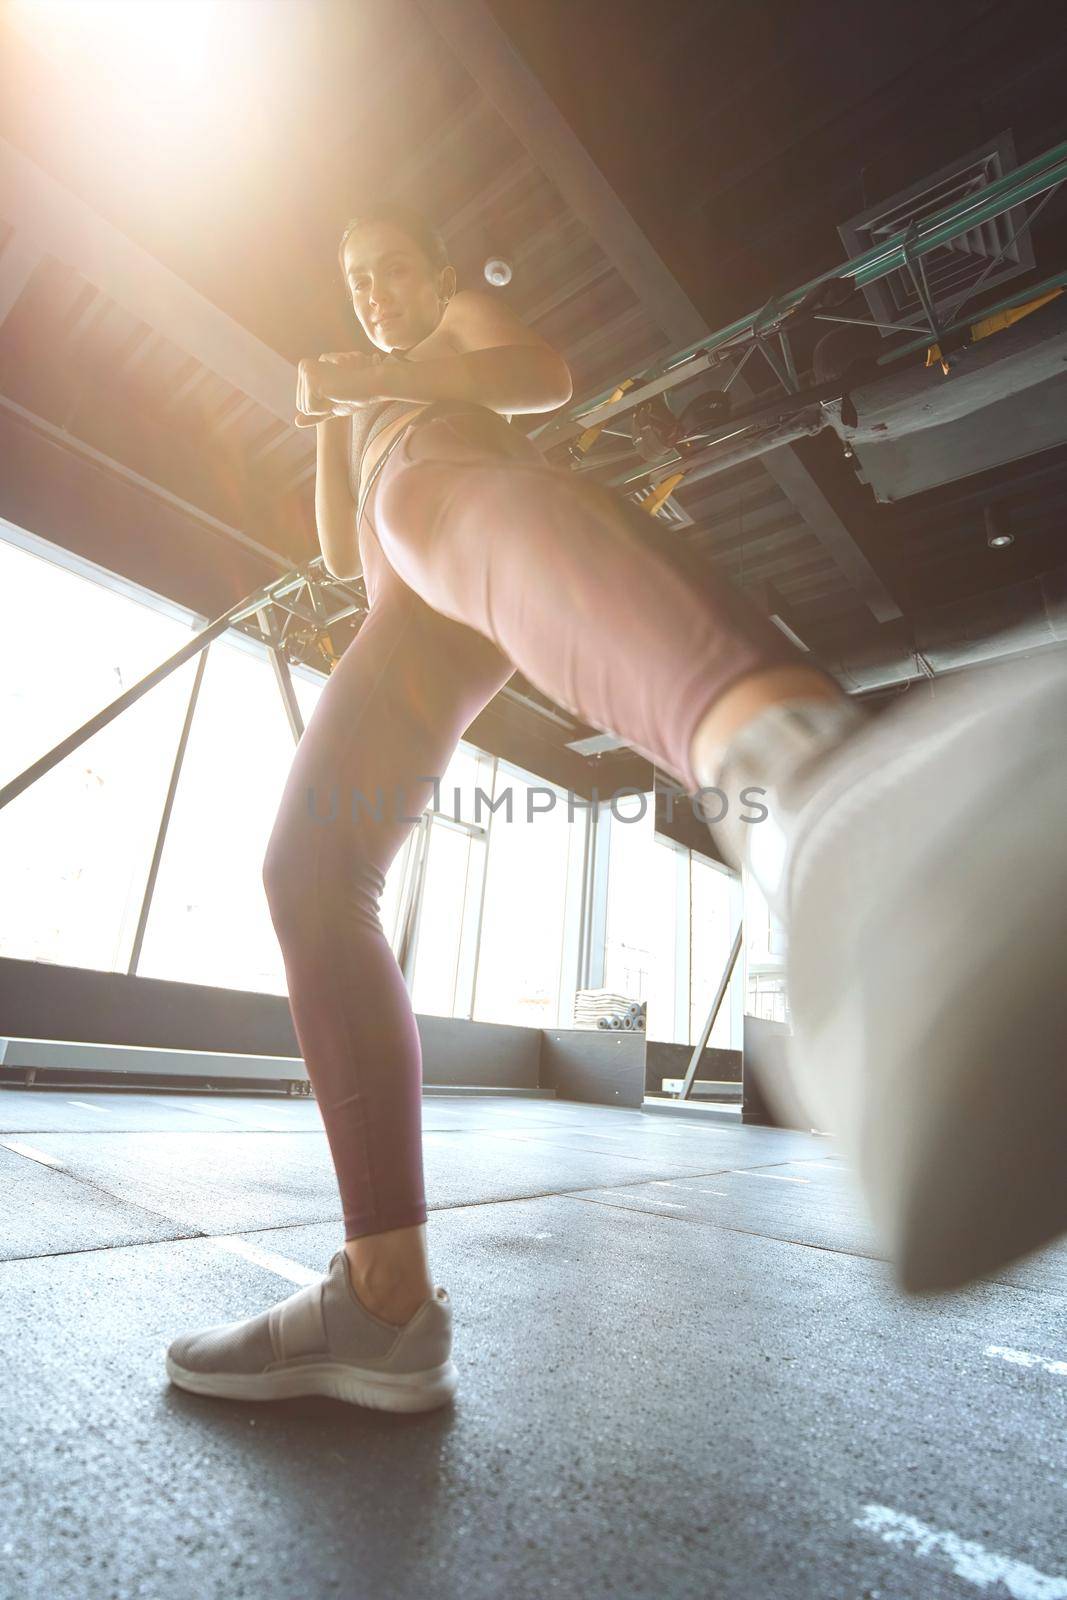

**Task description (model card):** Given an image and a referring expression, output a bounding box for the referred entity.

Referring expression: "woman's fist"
[295,357,334,426]
[295,351,390,426]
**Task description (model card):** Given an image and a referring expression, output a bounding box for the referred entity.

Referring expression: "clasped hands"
[295,351,395,428]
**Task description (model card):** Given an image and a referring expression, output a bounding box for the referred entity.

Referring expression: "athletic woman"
[166,203,1067,1411]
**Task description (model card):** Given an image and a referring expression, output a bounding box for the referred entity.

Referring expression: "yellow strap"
[574,379,637,455]
[925,286,1064,370]
[970,286,1063,342]
[644,472,686,516]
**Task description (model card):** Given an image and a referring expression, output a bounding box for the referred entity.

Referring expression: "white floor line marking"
[597,1191,686,1209]
[1,1139,68,1171]
[729,1169,809,1184]
[66,1100,110,1114]
[210,1237,320,1286]
[986,1344,1067,1377]
[854,1505,1067,1599]
[663,1184,729,1198]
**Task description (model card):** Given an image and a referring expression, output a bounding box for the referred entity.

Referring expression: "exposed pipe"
[807,561,1067,693]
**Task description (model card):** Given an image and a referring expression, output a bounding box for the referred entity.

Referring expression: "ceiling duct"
[838,132,1035,334]
[823,287,1067,500]
[808,561,1067,694]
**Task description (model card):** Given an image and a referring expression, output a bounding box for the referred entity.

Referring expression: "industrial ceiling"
[1,0,1065,801]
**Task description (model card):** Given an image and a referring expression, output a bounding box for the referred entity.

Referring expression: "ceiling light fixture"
[483,257,513,288]
[984,505,1014,549]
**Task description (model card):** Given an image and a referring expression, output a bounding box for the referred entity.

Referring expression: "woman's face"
[342,219,452,353]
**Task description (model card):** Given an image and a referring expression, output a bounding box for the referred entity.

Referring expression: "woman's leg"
[262,534,514,1320]
[367,405,833,800]
[364,405,1067,1294]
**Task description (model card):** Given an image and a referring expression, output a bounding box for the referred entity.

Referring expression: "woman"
[165,203,1067,1412]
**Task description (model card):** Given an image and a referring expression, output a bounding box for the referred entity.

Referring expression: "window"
[407,744,495,1018]
[690,853,744,1048]
[471,761,581,1028]
[0,532,198,972]
[136,635,302,993]
[0,519,749,1048]
[743,868,789,1024]
[603,792,680,1041]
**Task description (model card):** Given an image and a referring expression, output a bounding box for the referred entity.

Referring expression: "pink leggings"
[262,401,800,1239]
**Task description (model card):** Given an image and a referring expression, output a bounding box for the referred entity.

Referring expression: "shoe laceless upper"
[168,1251,451,1378]
[707,696,869,916]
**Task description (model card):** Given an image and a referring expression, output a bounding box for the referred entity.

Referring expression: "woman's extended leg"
[363,404,1067,1295]
[261,534,514,1321]
[366,404,834,800]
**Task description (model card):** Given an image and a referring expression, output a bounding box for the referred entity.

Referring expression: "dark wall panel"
[0,957,540,1087]
[539,1026,645,1108]
[645,1039,741,1092]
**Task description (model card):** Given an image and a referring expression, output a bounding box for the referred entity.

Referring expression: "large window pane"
[409,820,483,1018]
[431,743,488,827]
[406,742,493,1015]
[690,855,743,1049]
[743,868,789,1024]
[602,792,680,1041]
[136,636,301,993]
[289,664,409,952]
[472,763,576,1028]
[0,533,195,791]
[0,535,198,972]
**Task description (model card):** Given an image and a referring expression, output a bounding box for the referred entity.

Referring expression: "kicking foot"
[713,656,1067,1292]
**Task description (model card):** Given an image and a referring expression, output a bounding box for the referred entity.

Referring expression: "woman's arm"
[368,344,571,414]
[314,414,361,581]
[312,290,573,417]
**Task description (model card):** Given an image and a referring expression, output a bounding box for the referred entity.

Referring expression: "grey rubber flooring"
[2,1086,1064,1600]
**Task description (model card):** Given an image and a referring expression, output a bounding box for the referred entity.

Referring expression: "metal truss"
[530,137,1067,491]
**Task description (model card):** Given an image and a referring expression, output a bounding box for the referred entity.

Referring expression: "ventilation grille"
[838,132,1035,336]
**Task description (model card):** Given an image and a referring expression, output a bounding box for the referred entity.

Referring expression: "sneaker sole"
[784,656,1067,1292]
[165,1353,459,1412]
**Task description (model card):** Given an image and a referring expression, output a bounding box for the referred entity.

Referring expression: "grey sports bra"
[347,347,516,525]
[348,396,426,521]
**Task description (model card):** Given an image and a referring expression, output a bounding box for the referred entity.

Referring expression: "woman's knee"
[262,817,389,944]
[261,824,311,940]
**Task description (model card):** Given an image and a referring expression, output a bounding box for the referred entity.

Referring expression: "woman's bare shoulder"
[440,288,553,356]
[402,289,551,363]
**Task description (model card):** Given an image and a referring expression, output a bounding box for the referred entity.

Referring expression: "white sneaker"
[166,1250,457,1412]
[738,655,1067,1291]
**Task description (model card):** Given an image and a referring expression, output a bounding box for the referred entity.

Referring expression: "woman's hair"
[337,202,451,286]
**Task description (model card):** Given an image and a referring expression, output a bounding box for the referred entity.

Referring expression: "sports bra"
[347,349,516,526]
[349,397,427,527]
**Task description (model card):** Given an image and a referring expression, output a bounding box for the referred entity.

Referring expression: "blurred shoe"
[166,1249,457,1412]
[712,656,1067,1291]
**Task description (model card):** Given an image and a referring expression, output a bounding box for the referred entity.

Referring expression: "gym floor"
[1,1087,1064,1600]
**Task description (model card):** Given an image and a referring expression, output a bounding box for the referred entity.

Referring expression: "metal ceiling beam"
[415,0,693,348]
[443,153,533,242]
[0,393,293,574]
[417,0,901,621]
[1,139,295,422]
[520,256,613,328]
[387,90,487,203]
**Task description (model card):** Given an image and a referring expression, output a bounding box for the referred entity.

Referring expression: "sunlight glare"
[10,0,234,104]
